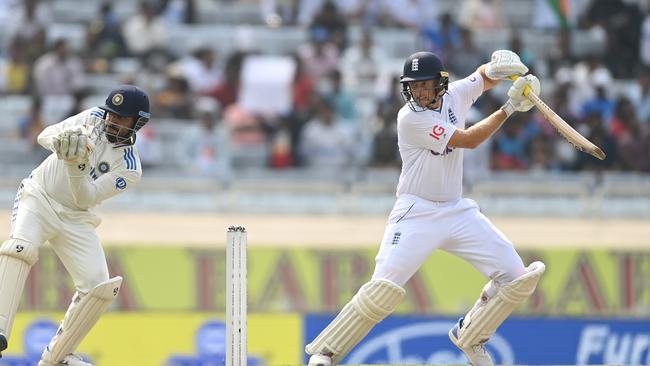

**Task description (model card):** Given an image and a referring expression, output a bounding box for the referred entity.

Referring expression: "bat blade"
[509,75,606,160]
[527,91,606,160]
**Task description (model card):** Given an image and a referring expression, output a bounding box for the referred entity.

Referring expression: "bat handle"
[508,75,532,97]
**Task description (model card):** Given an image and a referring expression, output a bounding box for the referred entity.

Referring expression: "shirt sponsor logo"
[429,125,445,140]
[469,76,477,82]
[115,177,127,190]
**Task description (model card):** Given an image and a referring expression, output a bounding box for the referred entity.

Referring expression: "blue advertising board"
[304,315,650,365]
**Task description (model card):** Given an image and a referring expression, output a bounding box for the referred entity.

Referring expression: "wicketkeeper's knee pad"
[305,279,405,365]
[0,238,38,338]
[41,276,122,363]
[457,261,545,348]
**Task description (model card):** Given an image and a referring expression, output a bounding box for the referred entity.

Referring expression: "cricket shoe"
[0,333,6,358]
[308,353,333,366]
[38,353,93,366]
[448,318,494,366]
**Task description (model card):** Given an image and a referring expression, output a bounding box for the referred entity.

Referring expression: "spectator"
[0,40,30,94]
[340,29,389,96]
[492,113,531,170]
[368,0,437,29]
[6,0,49,65]
[33,39,85,96]
[459,0,506,30]
[185,97,230,176]
[322,69,356,121]
[546,28,576,78]
[260,0,301,26]
[446,28,486,79]
[509,34,535,73]
[581,0,642,78]
[371,76,403,168]
[123,1,167,58]
[135,123,163,169]
[17,96,48,161]
[297,0,363,26]
[566,54,613,114]
[208,51,246,109]
[153,74,193,119]
[637,67,650,124]
[174,47,223,94]
[297,27,340,80]
[86,2,127,60]
[299,96,354,168]
[642,11,650,67]
[576,112,617,171]
[580,77,614,126]
[310,0,348,51]
[420,13,462,65]
[285,54,315,165]
[611,100,650,171]
[161,0,197,24]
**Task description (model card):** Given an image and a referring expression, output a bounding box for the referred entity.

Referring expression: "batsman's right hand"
[53,128,93,164]
[507,74,541,112]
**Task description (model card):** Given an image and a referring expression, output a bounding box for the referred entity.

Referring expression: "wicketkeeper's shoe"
[38,353,93,366]
[0,333,7,358]
[449,318,494,366]
[308,353,333,366]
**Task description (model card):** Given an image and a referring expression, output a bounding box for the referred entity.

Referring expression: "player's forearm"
[451,109,508,149]
[66,165,98,208]
[478,64,500,91]
[37,125,61,152]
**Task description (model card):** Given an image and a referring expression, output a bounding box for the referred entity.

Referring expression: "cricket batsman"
[306,50,545,366]
[0,85,150,365]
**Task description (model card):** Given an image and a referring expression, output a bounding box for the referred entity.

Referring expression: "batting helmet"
[399,52,449,111]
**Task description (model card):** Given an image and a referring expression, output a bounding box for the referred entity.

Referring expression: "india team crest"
[112,93,124,106]
[98,161,110,173]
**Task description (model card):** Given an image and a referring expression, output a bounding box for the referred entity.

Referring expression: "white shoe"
[38,353,93,366]
[449,320,494,366]
[308,353,333,366]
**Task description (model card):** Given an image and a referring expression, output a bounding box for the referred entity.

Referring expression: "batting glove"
[486,50,529,80]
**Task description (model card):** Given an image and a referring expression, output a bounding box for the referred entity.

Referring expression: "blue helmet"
[399,52,449,111]
[102,84,151,132]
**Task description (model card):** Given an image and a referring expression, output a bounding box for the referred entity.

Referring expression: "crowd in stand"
[0,0,649,176]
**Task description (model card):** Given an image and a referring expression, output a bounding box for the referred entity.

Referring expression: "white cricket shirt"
[31,107,142,211]
[395,72,484,202]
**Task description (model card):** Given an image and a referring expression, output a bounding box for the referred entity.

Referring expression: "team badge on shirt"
[115,177,127,190]
[98,161,110,173]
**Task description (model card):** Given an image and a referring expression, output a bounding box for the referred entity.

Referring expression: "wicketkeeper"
[0,85,150,365]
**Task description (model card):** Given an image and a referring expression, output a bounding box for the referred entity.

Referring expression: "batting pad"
[41,277,122,363]
[457,261,545,348]
[305,279,405,364]
[0,239,38,339]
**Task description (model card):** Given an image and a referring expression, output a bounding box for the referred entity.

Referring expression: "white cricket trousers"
[372,194,526,287]
[10,179,109,293]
